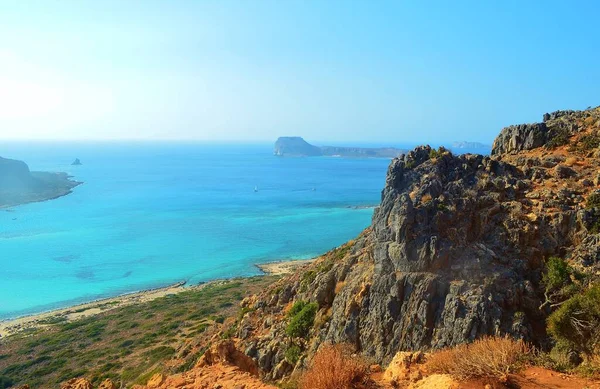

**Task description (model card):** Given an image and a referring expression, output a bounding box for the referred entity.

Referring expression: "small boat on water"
[254,186,258,192]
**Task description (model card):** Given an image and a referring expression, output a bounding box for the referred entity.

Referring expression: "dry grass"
[298,344,368,389]
[565,156,580,167]
[425,336,531,382]
[420,193,433,203]
[335,281,346,294]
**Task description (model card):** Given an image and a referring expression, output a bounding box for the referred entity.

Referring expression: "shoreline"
[0,172,82,209]
[255,258,316,275]
[0,280,194,338]
[0,258,314,339]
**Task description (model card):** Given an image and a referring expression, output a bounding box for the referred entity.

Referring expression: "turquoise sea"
[0,142,392,320]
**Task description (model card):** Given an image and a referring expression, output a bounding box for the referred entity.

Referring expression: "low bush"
[429,146,449,159]
[575,133,600,151]
[425,336,531,381]
[586,192,600,209]
[540,257,581,309]
[547,128,570,149]
[547,285,600,356]
[0,376,14,389]
[285,344,302,365]
[286,301,318,338]
[298,344,368,389]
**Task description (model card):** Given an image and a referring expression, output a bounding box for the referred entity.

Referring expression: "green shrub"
[285,344,302,365]
[540,257,581,309]
[0,376,14,389]
[575,133,600,151]
[429,146,448,159]
[543,257,570,291]
[286,302,318,338]
[548,285,600,356]
[547,128,570,149]
[288,301,308,318]
[586,193,600,209]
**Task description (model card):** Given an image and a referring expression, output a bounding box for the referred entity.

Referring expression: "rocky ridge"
[234,106,600,381]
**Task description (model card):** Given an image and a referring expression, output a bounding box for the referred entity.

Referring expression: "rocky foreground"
[0,156,80,208]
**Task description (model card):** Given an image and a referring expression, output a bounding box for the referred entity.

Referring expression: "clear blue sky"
[0,1,598,143]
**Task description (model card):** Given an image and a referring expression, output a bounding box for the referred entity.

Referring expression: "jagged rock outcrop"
[237,106,600,380]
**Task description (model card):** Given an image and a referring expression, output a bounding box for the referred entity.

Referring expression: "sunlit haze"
[1,0,599,143]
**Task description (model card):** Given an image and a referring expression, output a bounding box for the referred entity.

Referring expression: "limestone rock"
[97,379,117,389]
[60,378,93,389]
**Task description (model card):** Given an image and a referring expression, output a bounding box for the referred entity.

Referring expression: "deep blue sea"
[0,142,393,320]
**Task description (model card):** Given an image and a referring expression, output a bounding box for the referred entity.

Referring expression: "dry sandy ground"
[255,258,315,275]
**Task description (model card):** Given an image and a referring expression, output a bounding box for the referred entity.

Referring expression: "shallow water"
[0,142,391,319]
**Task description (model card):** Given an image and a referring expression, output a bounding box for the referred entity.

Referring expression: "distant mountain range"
[451,141,491,149]
[274,137,406,158]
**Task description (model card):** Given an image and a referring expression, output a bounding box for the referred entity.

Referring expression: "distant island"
[0,156,81,208]
[451,141,490,149]
[71,158,82,166]
[274,136,406,158]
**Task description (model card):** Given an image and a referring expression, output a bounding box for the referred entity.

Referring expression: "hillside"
[238,107,600,380]
[0,156,81,208]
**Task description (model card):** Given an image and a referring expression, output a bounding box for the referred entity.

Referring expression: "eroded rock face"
[492,123,549,155]
[322,148,549,362]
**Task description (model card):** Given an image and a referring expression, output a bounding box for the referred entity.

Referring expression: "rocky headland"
[274,136,406,158]
[0,156,81,208]
[236,107,600,381]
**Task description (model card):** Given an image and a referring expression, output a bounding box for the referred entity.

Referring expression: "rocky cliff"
[236,107,600,380]
[0,156,81,207]
[274,136,405,158]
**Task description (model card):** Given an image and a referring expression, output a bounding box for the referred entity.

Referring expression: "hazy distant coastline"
[0,156,81,208]
[274,136,407,158]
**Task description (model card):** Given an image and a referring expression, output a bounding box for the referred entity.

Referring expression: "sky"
[0,1,599,143]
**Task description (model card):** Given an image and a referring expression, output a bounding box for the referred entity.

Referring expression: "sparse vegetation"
[0,277,276,388]
[540,256,582,309]
[286,301,318,338]
[298,344,368,389]
[586,192,600,209]
[285,344,302,365]
[573,133,600,152]
[547,128,570,149]
[547,285,600,357]
[425,336,531,381]
[429,146,449,159]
